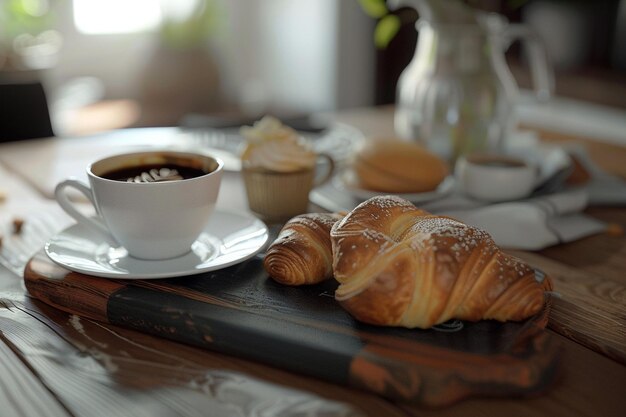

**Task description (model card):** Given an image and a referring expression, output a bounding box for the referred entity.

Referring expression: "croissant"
[330,195,549,329]
[264,213,344,285]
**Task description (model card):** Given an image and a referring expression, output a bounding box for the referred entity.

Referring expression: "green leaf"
[358,0,388,18]
[374,14,400,49]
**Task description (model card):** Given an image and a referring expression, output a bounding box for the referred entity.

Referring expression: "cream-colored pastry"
[240,116,316,173]
[352,140,449,193]
[240,116,328,222]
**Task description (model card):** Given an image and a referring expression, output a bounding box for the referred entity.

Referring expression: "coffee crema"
[102,163,208,183]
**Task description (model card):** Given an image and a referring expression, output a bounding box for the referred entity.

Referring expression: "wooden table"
[1,107,625,417]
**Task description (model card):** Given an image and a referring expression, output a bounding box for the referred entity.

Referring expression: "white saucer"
[333,170,455,204]
[44,210,269,279]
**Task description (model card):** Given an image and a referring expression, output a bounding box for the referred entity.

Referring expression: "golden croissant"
[330,195,549,329]
[264,213,344,285]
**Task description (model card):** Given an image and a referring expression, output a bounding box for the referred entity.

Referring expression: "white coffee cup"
[55,150,223,260]
[455,153,538,202]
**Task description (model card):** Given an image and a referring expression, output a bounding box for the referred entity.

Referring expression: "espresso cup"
[55,150,223,260]
[455,153,538,202]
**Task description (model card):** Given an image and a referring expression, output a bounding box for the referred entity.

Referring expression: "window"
[73,0,162,34]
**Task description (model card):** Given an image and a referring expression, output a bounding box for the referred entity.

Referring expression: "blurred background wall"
[1,0,624,137]
[1,0,376,134]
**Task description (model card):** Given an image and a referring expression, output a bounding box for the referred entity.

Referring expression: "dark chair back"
[0,81,54,142]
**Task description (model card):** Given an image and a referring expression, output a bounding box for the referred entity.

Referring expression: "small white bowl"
[455,153,538,202]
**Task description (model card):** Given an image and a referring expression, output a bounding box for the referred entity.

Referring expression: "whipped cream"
[240,116,316,172]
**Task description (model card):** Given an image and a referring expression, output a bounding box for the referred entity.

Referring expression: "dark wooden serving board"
[24,250,560,406]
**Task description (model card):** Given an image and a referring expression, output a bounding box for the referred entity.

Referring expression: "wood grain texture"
[0,332,71,417]
[538,207,626,283]
[0,293,367,417]
[513,205,626,364]
[23,252,124,323]
[403,332,626,417]
[23,250,560,406]
[4,280,625,417]
[349,328,558,407]
[511,250,626,365]
[2,107,625,417]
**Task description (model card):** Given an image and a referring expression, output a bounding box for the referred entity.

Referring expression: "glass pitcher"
[392,0,553,162]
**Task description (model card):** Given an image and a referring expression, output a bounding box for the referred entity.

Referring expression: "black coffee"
[102,163,207,183]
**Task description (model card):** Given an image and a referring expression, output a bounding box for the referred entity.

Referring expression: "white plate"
[333,170,455,203]
[44,210,269,279]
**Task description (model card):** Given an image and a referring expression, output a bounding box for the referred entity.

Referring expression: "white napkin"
[311,182,607,250]
[309,129,625,250]
[416,135,621,250]
[503,131,626,206]
[422,188,606,250]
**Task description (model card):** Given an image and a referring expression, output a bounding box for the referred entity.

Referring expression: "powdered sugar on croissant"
[331,195,546,329]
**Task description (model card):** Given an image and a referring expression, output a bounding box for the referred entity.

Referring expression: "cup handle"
[313,153,335,187]
[55,179,118,245]
[493,23,554,102]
